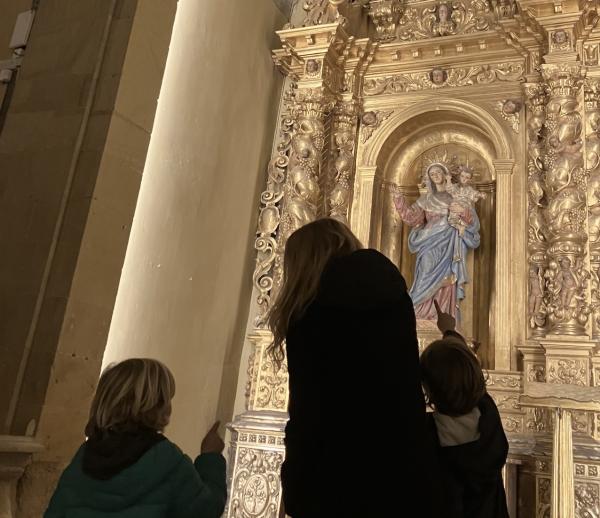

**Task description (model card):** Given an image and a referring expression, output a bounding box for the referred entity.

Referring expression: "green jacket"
[44,439,227,517]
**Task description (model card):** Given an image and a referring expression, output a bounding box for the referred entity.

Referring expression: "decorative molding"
[396,0,495,41]
[363,62,525,96]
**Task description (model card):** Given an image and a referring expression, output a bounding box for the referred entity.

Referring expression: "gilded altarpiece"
[226,1,600,517]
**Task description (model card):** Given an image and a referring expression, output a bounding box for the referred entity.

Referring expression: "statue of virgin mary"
[394,161,481,320]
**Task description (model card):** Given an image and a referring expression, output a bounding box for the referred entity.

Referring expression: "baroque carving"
[550,29,571,53]
[285,89,333,224]
[492,393,520,411]
[586,79,600,338]
[251,85,334,324]
[363,62,525,96]
[490,0,516,19]
[396,0,494,41]
[526,407,549,432]
[253,100,294,326]
[527,364,546,382]
[575,483,600,518]
[301,0,347,27]
[548,359,588,386]
[584,44,599,66]
[250,337,289,412]
[245,347,257,407]
[502,415,523,433]
[538,477,551,518]
[537,459,550,473]
[541,63,590,335]
[525,81,549,335]
[367,0,403,41]
[360,110,393,143]
[487,373,522,389]
[495,99,521,133]
[229,448,284,518]
[329,101,359,223]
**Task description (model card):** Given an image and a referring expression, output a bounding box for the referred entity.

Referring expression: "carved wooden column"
[524,79,549,337]
[329,101,358,222]
[539,61,598,446]
[584,78,600,339]
[328,39,375,223]
[540,62,588,336]
[281,86,332,240]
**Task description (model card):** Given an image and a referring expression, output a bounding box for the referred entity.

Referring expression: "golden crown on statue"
[421,148,481,188]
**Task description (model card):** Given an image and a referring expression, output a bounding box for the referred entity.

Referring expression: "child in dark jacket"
[45,358,227,518]
[420,302,510,518]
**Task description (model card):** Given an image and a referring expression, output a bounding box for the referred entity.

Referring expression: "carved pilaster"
[253,89,294,327]
[329,100,359,223]
[252,24,351,324]
[251,83,334,325]
[541,63,589,336]
[584,79,600,338]
[524,80,549,336]
[281,86,333,241]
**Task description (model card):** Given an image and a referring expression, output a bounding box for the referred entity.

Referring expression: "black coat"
[427,393,510,518]
[281,249,453,518]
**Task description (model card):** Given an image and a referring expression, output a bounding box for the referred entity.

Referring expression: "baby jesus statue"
[445,166,486,236]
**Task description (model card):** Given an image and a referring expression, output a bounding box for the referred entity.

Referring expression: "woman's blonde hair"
[267,218,362,363]
[85,358,176,436]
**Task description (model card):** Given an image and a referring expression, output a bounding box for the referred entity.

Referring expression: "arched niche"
[351,99,514,369]
[371,112,496,366]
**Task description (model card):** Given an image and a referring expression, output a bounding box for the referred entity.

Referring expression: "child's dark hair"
[420,338,486,416]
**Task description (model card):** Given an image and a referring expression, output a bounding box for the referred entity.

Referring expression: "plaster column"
[104,0,285,454]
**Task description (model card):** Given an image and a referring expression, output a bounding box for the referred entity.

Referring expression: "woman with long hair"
[268,218,448,518]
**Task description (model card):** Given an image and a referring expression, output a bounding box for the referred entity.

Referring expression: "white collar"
[433,407,481,447]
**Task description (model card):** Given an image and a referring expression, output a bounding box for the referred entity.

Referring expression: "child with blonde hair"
[45,358,227,518]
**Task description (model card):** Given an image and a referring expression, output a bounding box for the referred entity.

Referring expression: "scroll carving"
[396,0,494,41]
[364,63,525,96]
